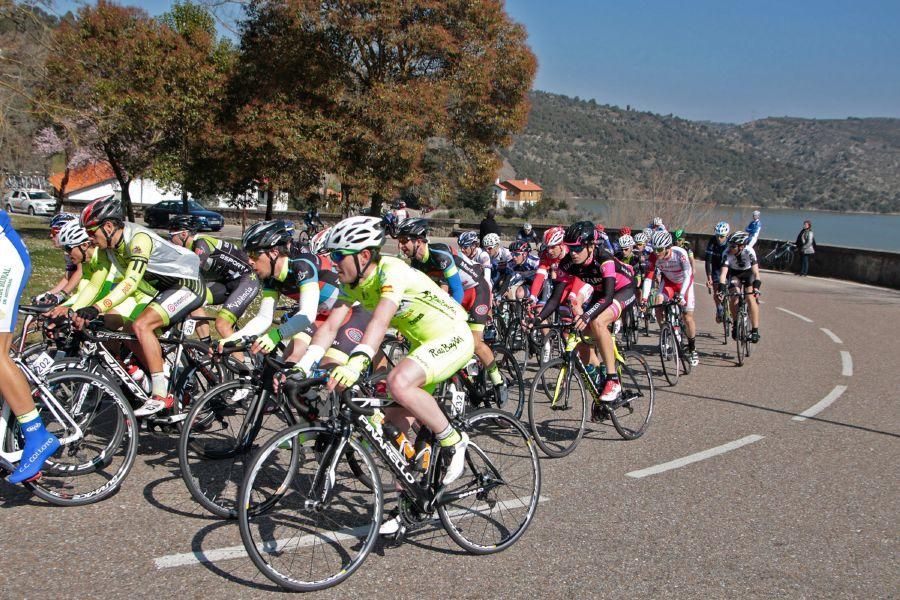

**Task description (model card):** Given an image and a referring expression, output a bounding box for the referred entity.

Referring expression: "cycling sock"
[199,335,212,345]
[486,361,502,385]
[688,337,696,351]
[436,424,461,447]
[606,373,620,382]
[150,372,168,397]
[8,410,61,484]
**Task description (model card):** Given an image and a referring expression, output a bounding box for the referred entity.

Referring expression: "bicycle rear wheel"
[17,370,138,506]
[742,314,753,359]
[659,324,680,386]
[608,352,654,440]
[490,344,525,419]
[238,425,382,592]
[439,408,541,554]
[527,358,587,458]
[178,380,295,518]
[735,315,745,366]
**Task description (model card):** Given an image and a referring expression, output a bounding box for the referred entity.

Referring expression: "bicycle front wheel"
[609,352,655,440]
[439,408,541,554]
[527,358,587,458]
[20,369,138,506]
[659,325,680,386]
[238,425,382,592]
[491,344,526,419]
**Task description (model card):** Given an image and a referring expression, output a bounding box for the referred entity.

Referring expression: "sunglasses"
[512,251,526,257]
[568,244,587,253]
[654,247,668,254]
[330,249,359,263]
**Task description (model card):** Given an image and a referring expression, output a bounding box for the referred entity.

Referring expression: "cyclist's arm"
[231,290,277,338]
[704,244,714,280]
[640,254,657,301]
[94,232,152,313]
[432,247,463,303]
[718,264,730,286]
[678,251,693,297]
[536,279,567,321]
[60,263,83,295]
[275,281,320,339]
[581,263,617,321]
[63,263,110,310]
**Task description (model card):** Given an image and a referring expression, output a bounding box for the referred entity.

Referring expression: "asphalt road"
[1,257,898,598]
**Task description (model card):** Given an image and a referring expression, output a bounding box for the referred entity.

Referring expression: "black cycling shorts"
[149,277,206,326]
[728,269,755,289]
[298,307,372,362]
[207,273,260,324]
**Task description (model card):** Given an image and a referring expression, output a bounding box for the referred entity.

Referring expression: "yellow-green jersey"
[63,248,157,311]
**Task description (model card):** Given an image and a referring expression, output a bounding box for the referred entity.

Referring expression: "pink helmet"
[543,226,565,247]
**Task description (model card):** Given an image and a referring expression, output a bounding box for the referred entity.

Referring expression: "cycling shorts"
[112,291,152,323]
[658,275,695,312]
[295,307,372,363]
[728,269,755,289]
[0,228,31,333]
[148,277,207,326]
[406,319,474,387]
[461,282,491,331]
[599,286,635,321]
[206,273,260,324]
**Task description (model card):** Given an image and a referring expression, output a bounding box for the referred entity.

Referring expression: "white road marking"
[840,351,853,377]
[792,385,848,422]
[820,328,843,344]
[154,494,550,569]
[777,307,813,322]
[625,435,764,479]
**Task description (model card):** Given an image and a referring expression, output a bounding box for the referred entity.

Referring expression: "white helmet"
[729,231,750,246]
[482,233,500,249]
[309,227,331,255]
[651,230,673,249]
[633,232,648,244]
[618,234,635,249]
[325,216,385,252]
[715,221,730,236]
[651,216,663,228]
[57,220,90,248]
[523,222,532,232]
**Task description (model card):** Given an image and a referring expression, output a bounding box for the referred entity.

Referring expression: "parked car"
[144,200,224,231]
[4,189,56,216]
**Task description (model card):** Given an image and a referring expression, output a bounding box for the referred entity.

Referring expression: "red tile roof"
[502,179,542,192]
[49,162,115,194]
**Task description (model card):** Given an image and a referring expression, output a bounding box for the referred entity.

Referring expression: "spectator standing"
[479,209,501,241]
[745,210,762,248]
[795,219,816,276]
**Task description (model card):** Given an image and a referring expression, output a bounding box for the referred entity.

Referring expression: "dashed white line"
[625,435,764,479]
[820,328,843,344]
[840,351,853,377]
[792,385,848,422]
[777,307,813,322]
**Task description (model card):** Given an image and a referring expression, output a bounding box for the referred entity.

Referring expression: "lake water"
[575,201,900,253]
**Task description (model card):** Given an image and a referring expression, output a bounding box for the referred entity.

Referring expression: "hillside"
[501,92,900,213]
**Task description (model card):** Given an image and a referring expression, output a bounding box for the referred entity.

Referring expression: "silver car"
[4,189,56,216]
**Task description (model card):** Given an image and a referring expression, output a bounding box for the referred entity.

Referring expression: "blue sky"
[53,0,900,123]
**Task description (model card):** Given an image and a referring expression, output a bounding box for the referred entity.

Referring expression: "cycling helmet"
[594,223,605,232]
[673,228,686,241]
[242,220,294,252]
[564,221,595,246]
[279,219,296,235]
[642,227,654,240]
[57,220,90,248]
[523,222,532,232]
[50,213,77,233]
[325,216,385,252]
[399,200,406,208]
[634,232,648,245]
[729,231,750,246]
[457,230,479,248]
[651,216,663,228]
[510,240,531,253]
[80,195,121,229]
[396,217,428,239]
[620,226,632,236]
[168,214,200,232]
[309,227,331,255]
[543,226,565,247]
[714,221,730,237]
[651,230,673,249]
[482,233,500,249]
[618,234,635,249]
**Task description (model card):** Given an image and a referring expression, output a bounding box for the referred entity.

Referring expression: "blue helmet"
[457,231,480,248]
[50,212,77,231]
[714,221,730,237]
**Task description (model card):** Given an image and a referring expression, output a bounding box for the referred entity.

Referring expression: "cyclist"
[542,221,636,401]
[527,226,568,307]
[673,228,695,262]
[482,233,513,290]
[745,210,762,249]
[611,226,632,254]
[705,221,731,323]
[594,223,614,254]
[78,195,205,417]
[304,206,324,234]
[396,218,505,403]
[168,215,260,342]
[516,222,539,247]
[1,209,61,484]
[456,230,492,286]
[499,240,539,300]
[649,216,666,232]
[293,216,474,510]
[718,230,761,343]
[615,234,643,285]
[641,229,699,366]
[35,212,83,305]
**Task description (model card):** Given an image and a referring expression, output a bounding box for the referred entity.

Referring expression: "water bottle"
[413,436,432,472]
[125,362,151,394]
[382,422,415,462]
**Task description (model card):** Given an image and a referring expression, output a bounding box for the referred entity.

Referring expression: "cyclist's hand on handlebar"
[46,305,69,319]
[327,353,369,391]
[705,277,713,289]
[251,329,282,354]
[217,332,242,352]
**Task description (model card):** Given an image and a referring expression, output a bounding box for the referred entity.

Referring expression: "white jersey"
[462,248,492,286]
[725,247,757,272]
[642,245,693,298]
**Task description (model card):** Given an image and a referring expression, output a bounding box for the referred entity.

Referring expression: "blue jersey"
[0,209,10,233]
[745,219,761,247]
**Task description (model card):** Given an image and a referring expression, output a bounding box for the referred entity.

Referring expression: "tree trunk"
[104,149,134,221]
[55,166,71,213]
[340,184,351,218]
[369,192,383,217]
[264,189,274,220]
[181,188,189,214]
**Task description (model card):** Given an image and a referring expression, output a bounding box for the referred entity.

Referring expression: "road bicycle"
[648,299,693,386]
[297,222,322,245]
[620,298,642,349]
[237,375,541,591]
[760,241,796,271]
[724,290,758,366]
[527,323,655,457]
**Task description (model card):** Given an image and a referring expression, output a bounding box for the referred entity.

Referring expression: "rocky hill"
[501,91,900,213]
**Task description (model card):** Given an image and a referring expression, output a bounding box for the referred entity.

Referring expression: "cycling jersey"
[529,245,570,299]
[489,247,512,274]
[190,235,259,324]
[63,247,156,313]
[339,256,473,385]
[409,243,482,302]
[515,229,539,246]
[724,247,758,272]
[705,236,729,273]
[558,247,635,321]
[265,253,342,339]
[495,254,539,297]
[642,246,695,311]
[460,247,492,287]
[0,211,30,332]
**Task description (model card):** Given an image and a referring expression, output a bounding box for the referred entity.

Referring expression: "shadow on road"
[190,519,285,592]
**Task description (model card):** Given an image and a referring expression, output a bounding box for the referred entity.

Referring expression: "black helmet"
[396,217,428,239]
[509,240,531,253]
[242,220,294,252]
[564,221,595,246]
[169,214,200,232]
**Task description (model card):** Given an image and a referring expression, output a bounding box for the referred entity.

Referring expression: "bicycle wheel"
[527,358,587,458]
[491,345,525,419]
[14,369,138,506]
[722,310,731,345]
[178,380,296,518]
[741,314,753,359]
[439,408,541,554]
[169,340,226,409]
[734,315,745,366]
[238,425,382,592]
[658,324,680,386]
[608,351,654,440]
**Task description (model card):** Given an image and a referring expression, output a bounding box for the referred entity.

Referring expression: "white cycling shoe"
[441,432,470,485]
